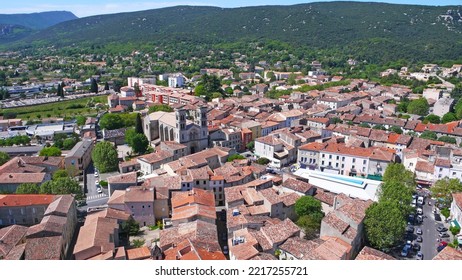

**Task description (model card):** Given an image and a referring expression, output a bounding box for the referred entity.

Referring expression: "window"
[142,205,145,209]
[352,158,356,163]
[196,181,199,185]
[329,155,332,159]
[363,159,366,164]
[21,209,24,215]
[203,180,206,184]
[322,161,325,166]
[439,168,443,172]
[342,157,345,161]
[336,163,339,168]
[148,205,151,208]
[219,187,222,192]
[453,172,456,176]
[131,206,134,209]
[336,156,339,160]
[322,154,325,158]
[341,164,344,168]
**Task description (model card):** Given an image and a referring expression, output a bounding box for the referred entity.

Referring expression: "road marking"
[86,193,108,201]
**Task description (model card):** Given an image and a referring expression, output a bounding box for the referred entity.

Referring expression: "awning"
[451,220,461,229]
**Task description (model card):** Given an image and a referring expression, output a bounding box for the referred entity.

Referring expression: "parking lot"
[397,192,451,260]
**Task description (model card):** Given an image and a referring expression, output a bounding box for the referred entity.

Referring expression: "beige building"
[64,139,94,174]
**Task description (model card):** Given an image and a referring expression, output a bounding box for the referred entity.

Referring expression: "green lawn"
[1,94,109,120]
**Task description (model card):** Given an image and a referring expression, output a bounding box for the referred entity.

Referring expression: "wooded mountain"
[0,11,77,43]
[6,2,462,63]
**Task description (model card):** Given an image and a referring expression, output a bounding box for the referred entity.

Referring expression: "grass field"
[1,94,109,120]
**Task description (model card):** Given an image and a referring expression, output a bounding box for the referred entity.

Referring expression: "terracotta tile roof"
[138,150,173,164]
[0,225,28,259]
[323,212,350,234]
[336,196,372,225]
[0,194,55,207]
[25,235,63,260]
[26,214,67,237]
[44,195,74,217]
[298,142,327,151]
[282,178,314,194]
[0,173,46,184]
[415,161,435,174]
[313,188,336,206]
[107,172,137,184]
[279,236,319,259]
[452,193,462,210]
[107,190,125,205]
[172,203,216,221]
[159,220,218,251]
[260,218,300,245]
[229,242,259,260]
[126,246,151,260]
[5,243,26,260]
[435,158,451,168]
[433,246,462,260]
[249,252,277,260]
[172,188,215,209]
[164,238,225,260]
[355,246,396,260]
[124,187,154,203]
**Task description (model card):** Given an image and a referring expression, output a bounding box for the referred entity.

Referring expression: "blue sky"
[2,0,461,17]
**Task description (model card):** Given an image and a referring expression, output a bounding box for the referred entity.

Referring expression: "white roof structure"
[292,169,381,201]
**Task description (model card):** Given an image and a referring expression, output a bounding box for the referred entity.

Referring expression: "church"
[144,105,209,154]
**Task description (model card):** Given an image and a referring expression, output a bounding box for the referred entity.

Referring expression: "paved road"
[420,197,439,260]
[85,163,108,203]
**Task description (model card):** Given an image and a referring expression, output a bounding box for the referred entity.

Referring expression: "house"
[278,236,352,260]
[108,187,156,227]
[433,246,462,260]
[102,128,127,145]
[320,194,372,257]
[107,172,138,195]
[163,238,226,260]
[73,213,119,260]
[24,195,77,260]
[433,98,454,117]
[159,220,219,252]
[64,139,94,175]
[126,246,152,260]
[254,133,300,168]
[137,150,174,175]
[280,177,315,196]
[171,188,216,226]
[0,194,55,226]
[0,225,28,259]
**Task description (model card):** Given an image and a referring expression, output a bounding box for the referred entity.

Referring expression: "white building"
[168,74,185,88]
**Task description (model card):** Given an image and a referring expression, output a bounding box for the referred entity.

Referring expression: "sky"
[2,0,461,18]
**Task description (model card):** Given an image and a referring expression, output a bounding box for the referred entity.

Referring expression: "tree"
[442,112,457,124]
[148,104,173,113]
[380,181,413,216]
[0,151,10,166]
[132,238,145,248]
[39,147,62,156]
[16,183,39,194]
[389,126,403,134]
[130,133,149,155]
[424,114,440,124]
[57,83,62,97]
[364,201,406,250]
[382,163,416,188]
[295,196,322,217]
[63,138,78,150]
[407,98,429,116]
[246,141,255,151]
[53,169,69,180]
[438,136,457,144]
[92,141,119,173]
[227,154,246,162]
[76,116,87,126]
[104,81,110,91]
[39,181,53,194]
[90,78,98,93]
[99,113,124,130]
[296,213,323,240]
[431,177,462,208]
[359,122,371,128]
[121,218,140,236]
[256,157,270,165]
[52,177,84,200]
[135,113,143,134]
[420,131,437,140]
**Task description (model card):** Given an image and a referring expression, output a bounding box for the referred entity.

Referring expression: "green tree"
[424,114,440,124]
[246,141,255,151]
[227,154,246,162]
[135,113,143,134]
[52,177,84,200]
[39,181,53,194]
[295,196,322,217]
[125,128,137,146]
[132,238,145,248]
[53,169,69,180]
[148,104,173,113]
[76,116,87,126]
[16,183,39,194]
[431,177,462,208]
[63,138,78,150]
[364,201,406,250]
[389,126,403,134]
[99,113,124,130]
[122,218,140,236]
[0,151,10,166]
[104,82,110,91]
[90,78,98,93]
[438,136,457,144]
[442,112,457,123]
[39,147,62,156]
[382,163,416,188]
[420,130,438,140]
[296,213,323,240]
[380,181,413,216]
[57,83,62,97]
[256,157,270,165]
[130,133,149,155]
[91,141,119,173]
[407,98,429,116]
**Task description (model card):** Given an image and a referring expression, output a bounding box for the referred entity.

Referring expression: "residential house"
[64,139,94,175]
[0,225,28,260]
[107,172,138,195]
[108,187,156,227]
[0,194,55,226]
[171,188,216,226]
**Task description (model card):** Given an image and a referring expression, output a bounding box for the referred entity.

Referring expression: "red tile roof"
[0,194,55,207]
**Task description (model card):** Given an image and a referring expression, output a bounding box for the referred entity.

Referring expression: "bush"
[256,157,270,165]
[441,208,450,219]
[227,154,246,162]
[450,226,460,236]
[132,238,145,248]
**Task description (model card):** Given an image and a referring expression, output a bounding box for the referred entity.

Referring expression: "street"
[84,162,108,208]
[420,197,438,260]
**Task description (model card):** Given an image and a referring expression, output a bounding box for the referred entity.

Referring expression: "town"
[0,54,462,261]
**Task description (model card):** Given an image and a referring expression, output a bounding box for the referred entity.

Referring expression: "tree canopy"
[91,141,119,173]
[431,177,462,208]
[382,163,416,188]
[39,146,62,156]
[295,196,322,217]
[227,154,246,162]
[0,151,10,166]
[407,98,429,116]
[148,104,173,113]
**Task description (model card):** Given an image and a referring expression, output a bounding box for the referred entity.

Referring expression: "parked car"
[437,245,446,252]
[416,208,423,215]
[416,228,423,235]
[406,225,414,233]
[413,243,421,251]
[439,232,450,238]
[223,245,229,255]
[401,245,411,257]
[439,241,448,247]
[97,187,103,194]
[416,252,424,260]
[416,236,423,243]
[437,226,448,232]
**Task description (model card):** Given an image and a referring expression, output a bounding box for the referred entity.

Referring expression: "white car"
[94,171,99,177]
[96,187,103,194]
